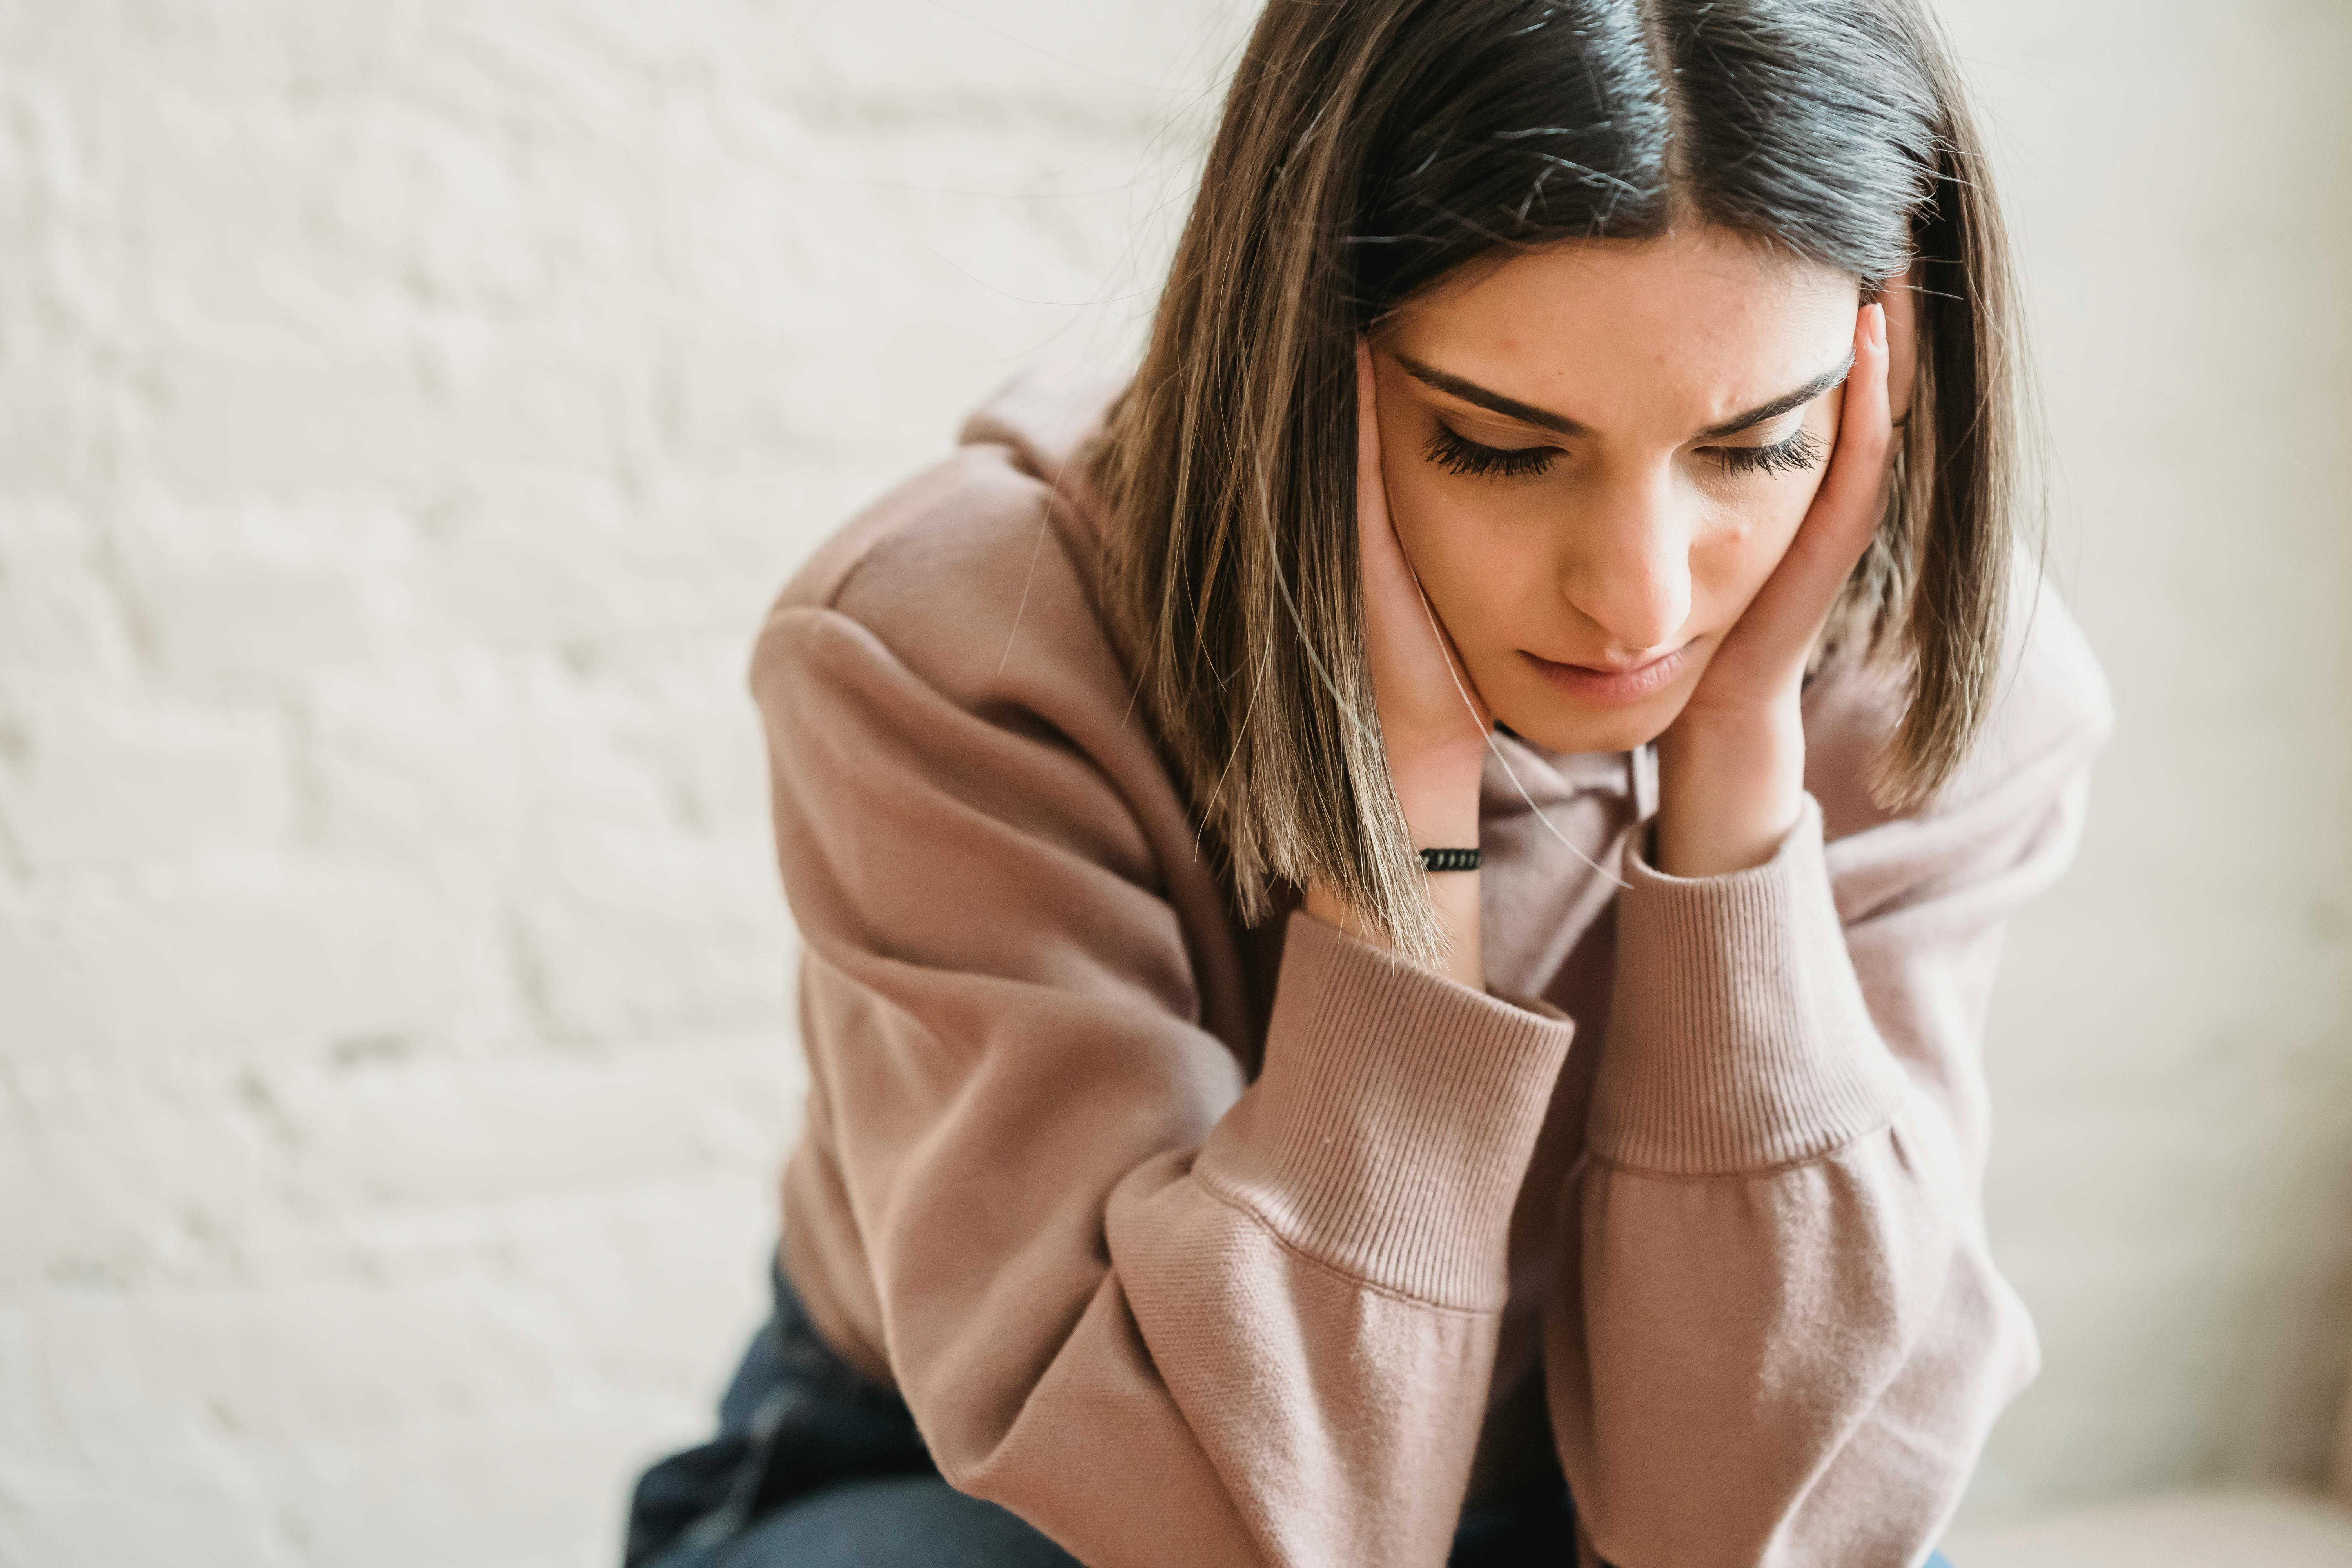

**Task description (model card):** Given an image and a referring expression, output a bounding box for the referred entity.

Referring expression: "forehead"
[1387,228,1858,430]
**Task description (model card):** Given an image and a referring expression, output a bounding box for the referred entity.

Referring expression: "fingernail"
[1871,303,1888,351]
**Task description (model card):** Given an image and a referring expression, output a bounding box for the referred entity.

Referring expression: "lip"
[1519,642,1693,706]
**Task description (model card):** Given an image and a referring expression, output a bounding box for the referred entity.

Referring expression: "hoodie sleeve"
[1545,586,2116,1568]
[755,596,1573,1568]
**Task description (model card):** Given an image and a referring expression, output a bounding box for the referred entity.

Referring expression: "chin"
[1493,688,1690,757]
[1496,701,1684,757]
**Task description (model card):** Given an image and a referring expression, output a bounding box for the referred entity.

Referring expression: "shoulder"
[1797,566,2117,846]
[750,362,1135,722]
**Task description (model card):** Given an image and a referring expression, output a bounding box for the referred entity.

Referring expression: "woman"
[626,0,2113,1564]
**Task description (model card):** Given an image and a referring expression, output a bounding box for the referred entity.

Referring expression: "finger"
[1774,302,1891,594]
[1356,337,1396,541]
[1355,337,1410,586]
[1880,265,1917,429]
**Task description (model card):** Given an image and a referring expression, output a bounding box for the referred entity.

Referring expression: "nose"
[1555,465,1693,658]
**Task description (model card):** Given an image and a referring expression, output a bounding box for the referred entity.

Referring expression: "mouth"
[1519,642,1693,706]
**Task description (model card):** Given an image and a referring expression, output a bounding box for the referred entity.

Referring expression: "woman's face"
[1370,225,1864,756]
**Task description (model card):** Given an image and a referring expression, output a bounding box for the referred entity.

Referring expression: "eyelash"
[1420,421,1829,481]
[1715,428,1828,477]
[1422,422,1557,480]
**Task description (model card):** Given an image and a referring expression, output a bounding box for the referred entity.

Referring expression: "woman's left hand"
[1651,292,1901,877]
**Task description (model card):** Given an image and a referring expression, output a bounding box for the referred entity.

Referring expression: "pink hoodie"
[747,363,2114,1567]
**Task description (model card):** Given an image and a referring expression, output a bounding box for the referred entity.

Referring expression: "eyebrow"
[1390,348,1857,442]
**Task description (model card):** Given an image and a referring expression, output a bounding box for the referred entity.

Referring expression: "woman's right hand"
[1299,339,1494,987]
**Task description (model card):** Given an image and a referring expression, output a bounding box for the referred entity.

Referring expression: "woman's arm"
[1299,340,1495,987]
[1470,292,2108,1564]
[1547,587,2114,1567]
[752,501,1573,1568]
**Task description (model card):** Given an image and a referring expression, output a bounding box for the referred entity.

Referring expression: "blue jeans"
[624,1256,1954,1568]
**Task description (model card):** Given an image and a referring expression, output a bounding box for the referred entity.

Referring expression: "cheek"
[1380,424,1485,571]
[1691,482,1818,615]
[1379,461,1551,636]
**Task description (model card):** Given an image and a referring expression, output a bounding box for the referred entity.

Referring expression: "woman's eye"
[1713,428,1828,477]
[1423,421,1559,480]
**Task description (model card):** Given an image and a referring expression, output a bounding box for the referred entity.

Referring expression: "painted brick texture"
[0,4,1243,1563]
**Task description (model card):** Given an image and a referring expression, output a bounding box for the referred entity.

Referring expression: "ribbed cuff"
[1194,911,1574,1310]
[1588,793,1907,1176]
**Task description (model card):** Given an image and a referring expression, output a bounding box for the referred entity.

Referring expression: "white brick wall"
[1,1,2345,1563]
[0,4,1244,1562]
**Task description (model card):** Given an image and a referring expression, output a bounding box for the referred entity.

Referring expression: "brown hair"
[1090,0,2028,962]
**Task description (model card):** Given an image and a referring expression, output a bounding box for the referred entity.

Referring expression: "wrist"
[1300,867,1484,990]
[1399,751,1487,991]
[1302,744,1486,989]
[1652,709,1805,878]
[1391,745,1486,851]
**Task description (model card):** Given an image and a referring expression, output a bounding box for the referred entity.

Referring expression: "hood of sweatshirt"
[955,360,1134,542]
